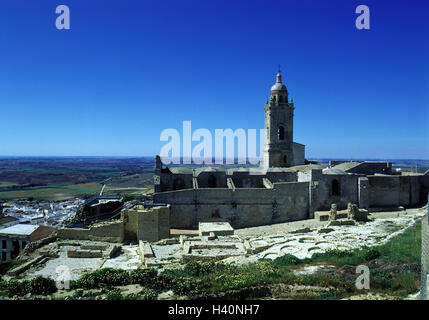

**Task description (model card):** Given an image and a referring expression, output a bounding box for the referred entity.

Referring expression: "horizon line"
[0,155,428,161]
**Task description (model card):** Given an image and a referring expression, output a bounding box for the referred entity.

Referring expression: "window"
[278,126,284,140]
[332,179,340,196]
[283,155,287,164]
[1,240,6,249]
[1,252,6,261]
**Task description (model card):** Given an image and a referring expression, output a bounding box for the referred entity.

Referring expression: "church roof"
[322,168,348,175]
[330,161,362,172]
[288,164,326,172]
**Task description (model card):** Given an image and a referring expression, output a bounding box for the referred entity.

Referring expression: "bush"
[139,288,158,300]
[29,276,57,295]
[123,288,158,300]
[364,249,381,261]
[75,268,130,289]
[105,288,123,300]
[391,272,419,294]
[183,261,219,276]
[5,279,30,297]
[370,269,392,289]
[4,276,57,297]
[273,254,303,265]
[129,268,157,284]
[325,249,354,258]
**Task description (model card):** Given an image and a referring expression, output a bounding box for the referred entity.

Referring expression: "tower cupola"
[270,70,288,104]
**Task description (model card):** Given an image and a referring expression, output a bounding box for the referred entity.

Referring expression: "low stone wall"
[67,248,103,258]
[57,220,123,243]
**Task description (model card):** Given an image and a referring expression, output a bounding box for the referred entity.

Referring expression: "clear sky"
[0,0,428,159]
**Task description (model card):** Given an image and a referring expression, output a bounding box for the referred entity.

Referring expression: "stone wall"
[368,175,424,208]
[292,142,305,166]
[158,172,193,192]
[308,170,359,211]
[154,182,309,229]
[57,220,123,243]
[138,205,170,242]
[122,205,171,242]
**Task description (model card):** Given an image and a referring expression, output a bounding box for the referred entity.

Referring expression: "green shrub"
[3,276,57,297]
[325,249,354,258]
[29,276,57,295]
[105,288,123,300]
[139,288,158,300]
[273,254,304,265]
[370,269,392,289]
[5,279,30,297]
[391,272,419,294]
[75,268,130,289]
[183,261,220,276]
[129,268,157,284]
[123,288,158,300]
[364,249,381,261]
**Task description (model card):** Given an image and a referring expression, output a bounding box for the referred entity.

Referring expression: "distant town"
[1,199,84,229]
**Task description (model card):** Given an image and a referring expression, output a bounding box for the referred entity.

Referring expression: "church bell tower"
[264,70,295,168]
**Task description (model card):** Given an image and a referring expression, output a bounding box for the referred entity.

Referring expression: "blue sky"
[0,0,428,159]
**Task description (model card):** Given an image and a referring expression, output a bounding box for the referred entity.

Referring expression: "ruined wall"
[368,175,423,207]
[230,172,264,188]
[159,172,193,192]
[137,206,170,242]
[197,171,227,188]
[309,170,358,211]
[292,142,305,166]
[266,171,297,183]
[368,176,400,207]
[122,209,139,241]
[154,182,309,229]
[57,220,123,243]
[419,174,429,203]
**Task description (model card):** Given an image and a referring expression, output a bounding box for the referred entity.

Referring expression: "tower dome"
[270,72,287,91]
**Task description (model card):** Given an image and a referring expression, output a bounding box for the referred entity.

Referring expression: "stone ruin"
[347,202,368,222]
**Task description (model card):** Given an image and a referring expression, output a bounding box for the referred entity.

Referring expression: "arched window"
[173,178,185,190]
[283,155,287,164]
[331,179,340,196]
[208,175,217,188]
[278,126,285,140]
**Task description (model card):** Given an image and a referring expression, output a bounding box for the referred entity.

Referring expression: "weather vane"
[278,64,281,73]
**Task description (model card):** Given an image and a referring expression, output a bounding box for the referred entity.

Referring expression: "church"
[153,71,429,229]
[263,71,305,167]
